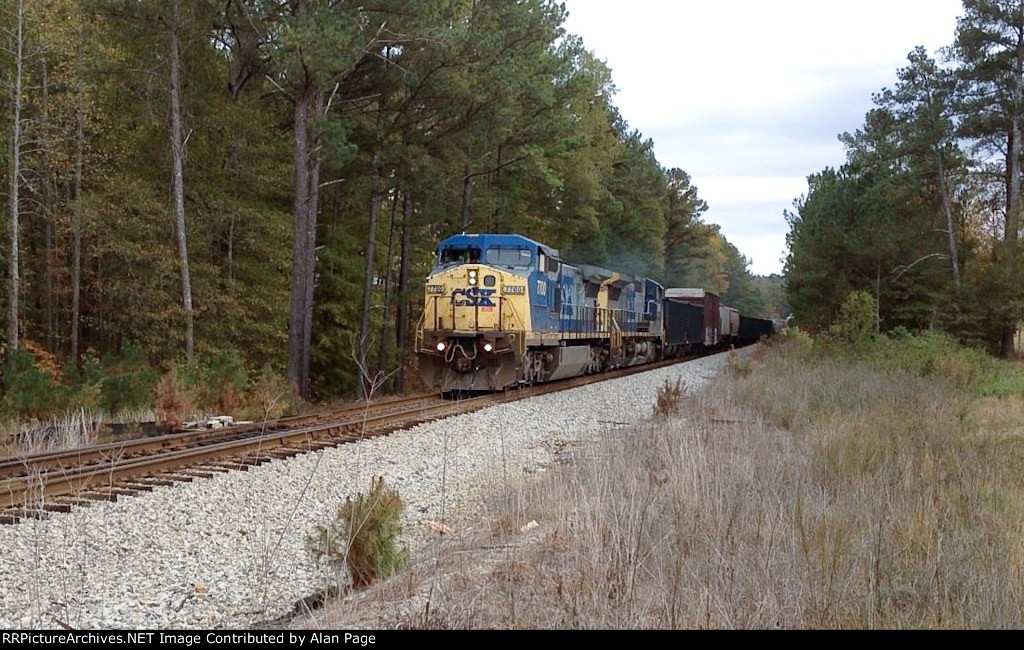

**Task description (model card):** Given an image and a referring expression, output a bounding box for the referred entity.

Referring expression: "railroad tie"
[2,507,51,521]
[40,502,74,513]
[103,487,142,497]
[181,470,217,479]
[120,482,157,492]
[228,456,264,467]
[205,461,253,471]
[78,491,120,502]
[271,446,311,456]
[54,497,102,507]
[129,477,178,487]
[265,450,297,459]
[161,474,196,483]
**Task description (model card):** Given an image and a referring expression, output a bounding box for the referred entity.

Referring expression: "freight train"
[416,233,776,392]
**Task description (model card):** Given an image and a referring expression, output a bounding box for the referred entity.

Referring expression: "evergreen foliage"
[786,2,1024,357]
[307,476,408,589]
[0,0,768,417]
[828,291,878,347]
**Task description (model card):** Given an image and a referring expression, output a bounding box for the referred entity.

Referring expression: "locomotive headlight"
[436,341,447,352]
[468,269,478,285]
[483,342,493,353]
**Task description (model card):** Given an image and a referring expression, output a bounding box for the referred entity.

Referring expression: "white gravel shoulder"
[0,351,739,630]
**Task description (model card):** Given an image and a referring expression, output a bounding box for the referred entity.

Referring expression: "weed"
[244,366,295,421]
[653,377,685,417]
[308,476,408,589]
[726,348,753,376]
[301,342,1024,629]
[153,370,196,427]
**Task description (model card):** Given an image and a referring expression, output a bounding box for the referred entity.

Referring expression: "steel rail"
[0,350,723,517]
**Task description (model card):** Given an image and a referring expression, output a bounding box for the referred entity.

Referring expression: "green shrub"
[243,365,295,420]
[828,290,877,347]
[866,330,997,393]
[65,377,104,412]
[781,324,814,348]
[2,348,64,418]
[308,476,408,589]
[3,340,284,423]
[200,350,248,414]
[170,351,249,415]
[99,341,159,414]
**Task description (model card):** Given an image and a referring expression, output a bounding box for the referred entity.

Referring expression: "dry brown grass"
[153,370,197,428]
[1,409,101,457]
[300,343,1024,629]
[653,377,685,417]
[973,396,1024,438]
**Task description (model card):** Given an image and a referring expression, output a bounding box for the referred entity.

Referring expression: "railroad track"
[0,393,444,482]
[0,352,713,524]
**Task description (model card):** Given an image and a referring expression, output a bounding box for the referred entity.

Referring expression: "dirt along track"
[0,351,718,523]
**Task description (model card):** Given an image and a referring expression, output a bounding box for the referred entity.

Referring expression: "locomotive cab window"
[438,247,481,266]
[485,247,533,269]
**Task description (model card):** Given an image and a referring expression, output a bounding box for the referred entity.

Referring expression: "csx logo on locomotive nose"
[452,287,495,307]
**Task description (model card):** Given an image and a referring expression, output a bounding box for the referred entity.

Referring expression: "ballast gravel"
[0,351,738,630]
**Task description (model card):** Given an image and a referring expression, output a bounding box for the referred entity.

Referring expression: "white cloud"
[698,176,808,205]
[562,0,964,274]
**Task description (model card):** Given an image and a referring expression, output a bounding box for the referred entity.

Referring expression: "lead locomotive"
[416,233,773,393]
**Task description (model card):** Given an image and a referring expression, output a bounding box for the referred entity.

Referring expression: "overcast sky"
[561,0,965,275]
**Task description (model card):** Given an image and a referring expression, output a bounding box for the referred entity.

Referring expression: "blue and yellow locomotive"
[417,233,664,392]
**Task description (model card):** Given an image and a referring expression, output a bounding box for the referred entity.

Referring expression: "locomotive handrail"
[557,303,650,336]
[428,293,651,337]
[502,296,526,332]
[426,294,524,333]
[414,312,426,351]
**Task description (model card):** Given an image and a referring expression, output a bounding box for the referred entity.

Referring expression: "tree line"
[786,0,1024,358]
[0,0,771,410]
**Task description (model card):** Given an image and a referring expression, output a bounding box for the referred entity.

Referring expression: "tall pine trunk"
[42,61,55,355]
[394,193,412,393]
[287,84,315,398]
[169,0,194,361]
[377,193,399,387]
[7,0,24,363]
[301,93,321,394]
[285,0,329,399]
[71,30,84,370]
[461,156,473,230]
[1004,104,1021,359]
[935,153,960,295]
[358,152,382,398]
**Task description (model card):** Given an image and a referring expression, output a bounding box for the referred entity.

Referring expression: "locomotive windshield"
[438,246,482,266]
[484,247,533,269]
